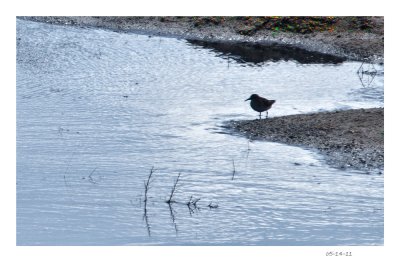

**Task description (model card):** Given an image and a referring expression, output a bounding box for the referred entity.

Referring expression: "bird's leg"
[259,112,261,119]
[265,111,268,118]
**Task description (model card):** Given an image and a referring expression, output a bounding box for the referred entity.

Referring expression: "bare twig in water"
[62,152,75,187]
[88,167,98,184]
[192,197,200,207]
[142,166,155,237]
[143,209,151,237]
[186,195,201,216]
[166,173,181,204]
[186,195,193,206]
[186,196,201,207]
[208,202,219,209]
[168,203,177,223]
[357,60,365,74]
[143,166,155,210]
[357,60,378,88]
[187,203,195,216]
[187,196,195,215]
[231,159,236,180]
[167,203,178,235]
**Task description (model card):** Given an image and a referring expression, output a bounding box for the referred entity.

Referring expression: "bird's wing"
[261,98,271,106]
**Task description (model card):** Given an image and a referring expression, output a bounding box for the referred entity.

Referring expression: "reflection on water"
[17,19,383,246]
[357,61,383,88]
[188,39,346,65]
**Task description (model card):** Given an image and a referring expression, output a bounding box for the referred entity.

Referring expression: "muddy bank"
[227,108,384,171]
[18,16,383,63]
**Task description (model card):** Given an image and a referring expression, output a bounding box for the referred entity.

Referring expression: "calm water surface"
[16,19,384,245]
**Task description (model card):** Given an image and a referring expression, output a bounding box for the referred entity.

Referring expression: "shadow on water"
[187,40,346,65]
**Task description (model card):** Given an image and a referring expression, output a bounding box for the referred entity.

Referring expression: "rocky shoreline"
[227,108,384,171]
[18,16,384,171]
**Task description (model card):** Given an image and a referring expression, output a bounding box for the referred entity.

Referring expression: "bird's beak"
[245,98,250,101]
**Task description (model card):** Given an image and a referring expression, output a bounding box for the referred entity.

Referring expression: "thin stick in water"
[166,173,181,204]
[231,159,236,180]
[144,166,155,209]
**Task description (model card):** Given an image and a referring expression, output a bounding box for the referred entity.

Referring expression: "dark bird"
[245,94,276,119]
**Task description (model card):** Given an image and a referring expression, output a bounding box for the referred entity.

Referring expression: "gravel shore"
[227,108,384,171]
[17,16,384,171]
[18,16,383,63]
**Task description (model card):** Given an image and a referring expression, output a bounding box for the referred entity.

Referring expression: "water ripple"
[17,19,383,246]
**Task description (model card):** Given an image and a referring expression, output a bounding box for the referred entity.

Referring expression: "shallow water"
[16,19,384,245]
